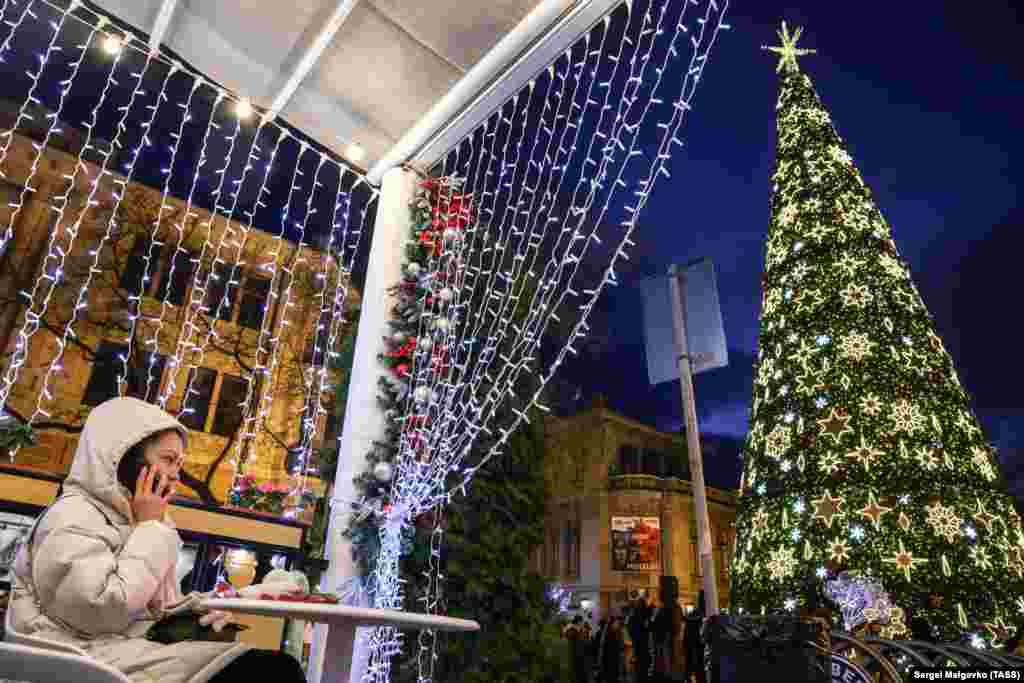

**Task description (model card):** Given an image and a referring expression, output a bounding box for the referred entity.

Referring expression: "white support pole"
[269,0,360,117]
[667,264,719,616]
[148,0,180,50]
[308,166,418,683]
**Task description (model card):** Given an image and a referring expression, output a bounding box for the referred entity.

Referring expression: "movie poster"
[611,516,661,572]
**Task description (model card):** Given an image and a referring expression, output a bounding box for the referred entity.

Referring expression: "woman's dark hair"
[116,429,183,493]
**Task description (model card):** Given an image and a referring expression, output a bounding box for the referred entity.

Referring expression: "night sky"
[555,1,1024,495]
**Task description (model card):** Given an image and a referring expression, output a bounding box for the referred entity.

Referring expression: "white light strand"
[28,38,167,427]
[219,127,292,481]
[156,90,231,409]
[452,0,730,491]
[0,0,77,249]
[0,0,43,68]
[224,142,316,475]
[114,60,183,399]
[136,75,207,402]
[163,99,256,415]
[0,18,131,416]
[292,168,355,494]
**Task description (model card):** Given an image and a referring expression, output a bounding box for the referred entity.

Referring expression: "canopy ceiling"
[92,0,549,172]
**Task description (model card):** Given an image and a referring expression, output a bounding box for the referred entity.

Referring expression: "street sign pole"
[667,264,719,616]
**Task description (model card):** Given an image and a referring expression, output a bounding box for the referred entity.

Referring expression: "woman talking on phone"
[8,397,306,682]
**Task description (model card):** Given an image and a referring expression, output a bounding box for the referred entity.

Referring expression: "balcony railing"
[607,473,736,506]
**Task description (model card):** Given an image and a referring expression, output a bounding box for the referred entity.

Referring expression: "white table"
[199,598,479,681]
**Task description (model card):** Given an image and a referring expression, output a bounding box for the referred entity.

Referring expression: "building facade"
[537,396,737,616]
[0,122,355,504]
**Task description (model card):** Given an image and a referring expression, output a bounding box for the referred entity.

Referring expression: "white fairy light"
[234,98,253,119]
[158,90,240,409]
[135,75,209,402]
[0,20,135,419]
[101,33,121,55]
[30,38,168,427]
[115,60,186,399]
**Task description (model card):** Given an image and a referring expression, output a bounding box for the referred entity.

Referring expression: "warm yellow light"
[102,35,122,56]
[235,99,253,119]
[346,142,366,163]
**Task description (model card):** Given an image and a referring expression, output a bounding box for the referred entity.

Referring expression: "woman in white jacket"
[8,397,306,682]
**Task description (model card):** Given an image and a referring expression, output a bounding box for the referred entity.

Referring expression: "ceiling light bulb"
[235,99,253,119]
[346,142,366,163]
[102,35,122,55]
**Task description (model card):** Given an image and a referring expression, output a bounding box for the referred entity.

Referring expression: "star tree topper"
[763,22,817,74]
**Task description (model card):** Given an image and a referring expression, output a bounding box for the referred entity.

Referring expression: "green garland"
[343,176,472,581]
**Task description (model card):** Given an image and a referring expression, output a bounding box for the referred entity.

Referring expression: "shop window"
[179,367,216,432]
[211,373,247,437]
[157,249,195,305]
[120,237,158,294]
[237,275,271,330]
[82,342,126,406]
[619,445,639,475]
[204,262,238,321]
[642,449,666,477]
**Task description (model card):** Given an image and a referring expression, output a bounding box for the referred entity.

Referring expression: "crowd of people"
[561,591,708,683]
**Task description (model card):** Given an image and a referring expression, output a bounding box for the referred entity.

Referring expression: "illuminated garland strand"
[0,18,131,416]
[136,75,205,402]
[110,60,183,398]
[156,90,231,409]
[0,0,76,237]
[170,112,253,420]
[224,142,315,476]
[446,0,729,495]
[30,39,169,426]
[0,0,40,67]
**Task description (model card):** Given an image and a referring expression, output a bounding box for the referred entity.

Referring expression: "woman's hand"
[198,610,233,632]
[132,466,173,524]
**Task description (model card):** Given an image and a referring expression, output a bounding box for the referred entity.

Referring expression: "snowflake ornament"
[839,283,873,308]
[840,332,874,362]
[890,400,926,434]
[925,502,964,544]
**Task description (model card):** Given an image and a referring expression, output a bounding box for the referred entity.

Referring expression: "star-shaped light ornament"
[818,408,853,444]
[763,22,817,74]
[973,499,1000,534]
[846,436,883,472]
[884,540,928,581]
[859,492,893,529]
[813,489,846,529]
[828,538,851,562]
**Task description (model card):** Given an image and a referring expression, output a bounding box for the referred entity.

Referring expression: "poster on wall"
[611,516,661,572]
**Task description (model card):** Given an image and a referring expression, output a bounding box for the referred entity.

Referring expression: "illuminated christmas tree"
[729,24,1024,644]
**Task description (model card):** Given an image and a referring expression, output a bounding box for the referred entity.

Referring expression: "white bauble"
[443,227,460,243]
[434,317,450,332]
[418,336,433,351]
[438,287,454,302]
[373,461,394,483]
[392,331,406,343]
[413,386,434,403]
[406,262,421,277]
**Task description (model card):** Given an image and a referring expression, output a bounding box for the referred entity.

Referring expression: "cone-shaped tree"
[729,23,1024,644]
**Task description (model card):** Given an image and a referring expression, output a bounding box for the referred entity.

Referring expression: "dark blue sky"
[556,1,1024,493]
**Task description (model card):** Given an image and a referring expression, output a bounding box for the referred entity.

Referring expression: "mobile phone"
[118,455,148,492]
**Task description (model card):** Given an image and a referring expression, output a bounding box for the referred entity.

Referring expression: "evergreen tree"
[730,24,1024,644]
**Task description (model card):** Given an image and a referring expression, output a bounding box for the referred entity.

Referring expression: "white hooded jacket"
[8,397,249,682]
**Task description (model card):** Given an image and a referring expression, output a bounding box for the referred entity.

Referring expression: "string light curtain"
[360,0,733,680]
[0,0,374,508]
